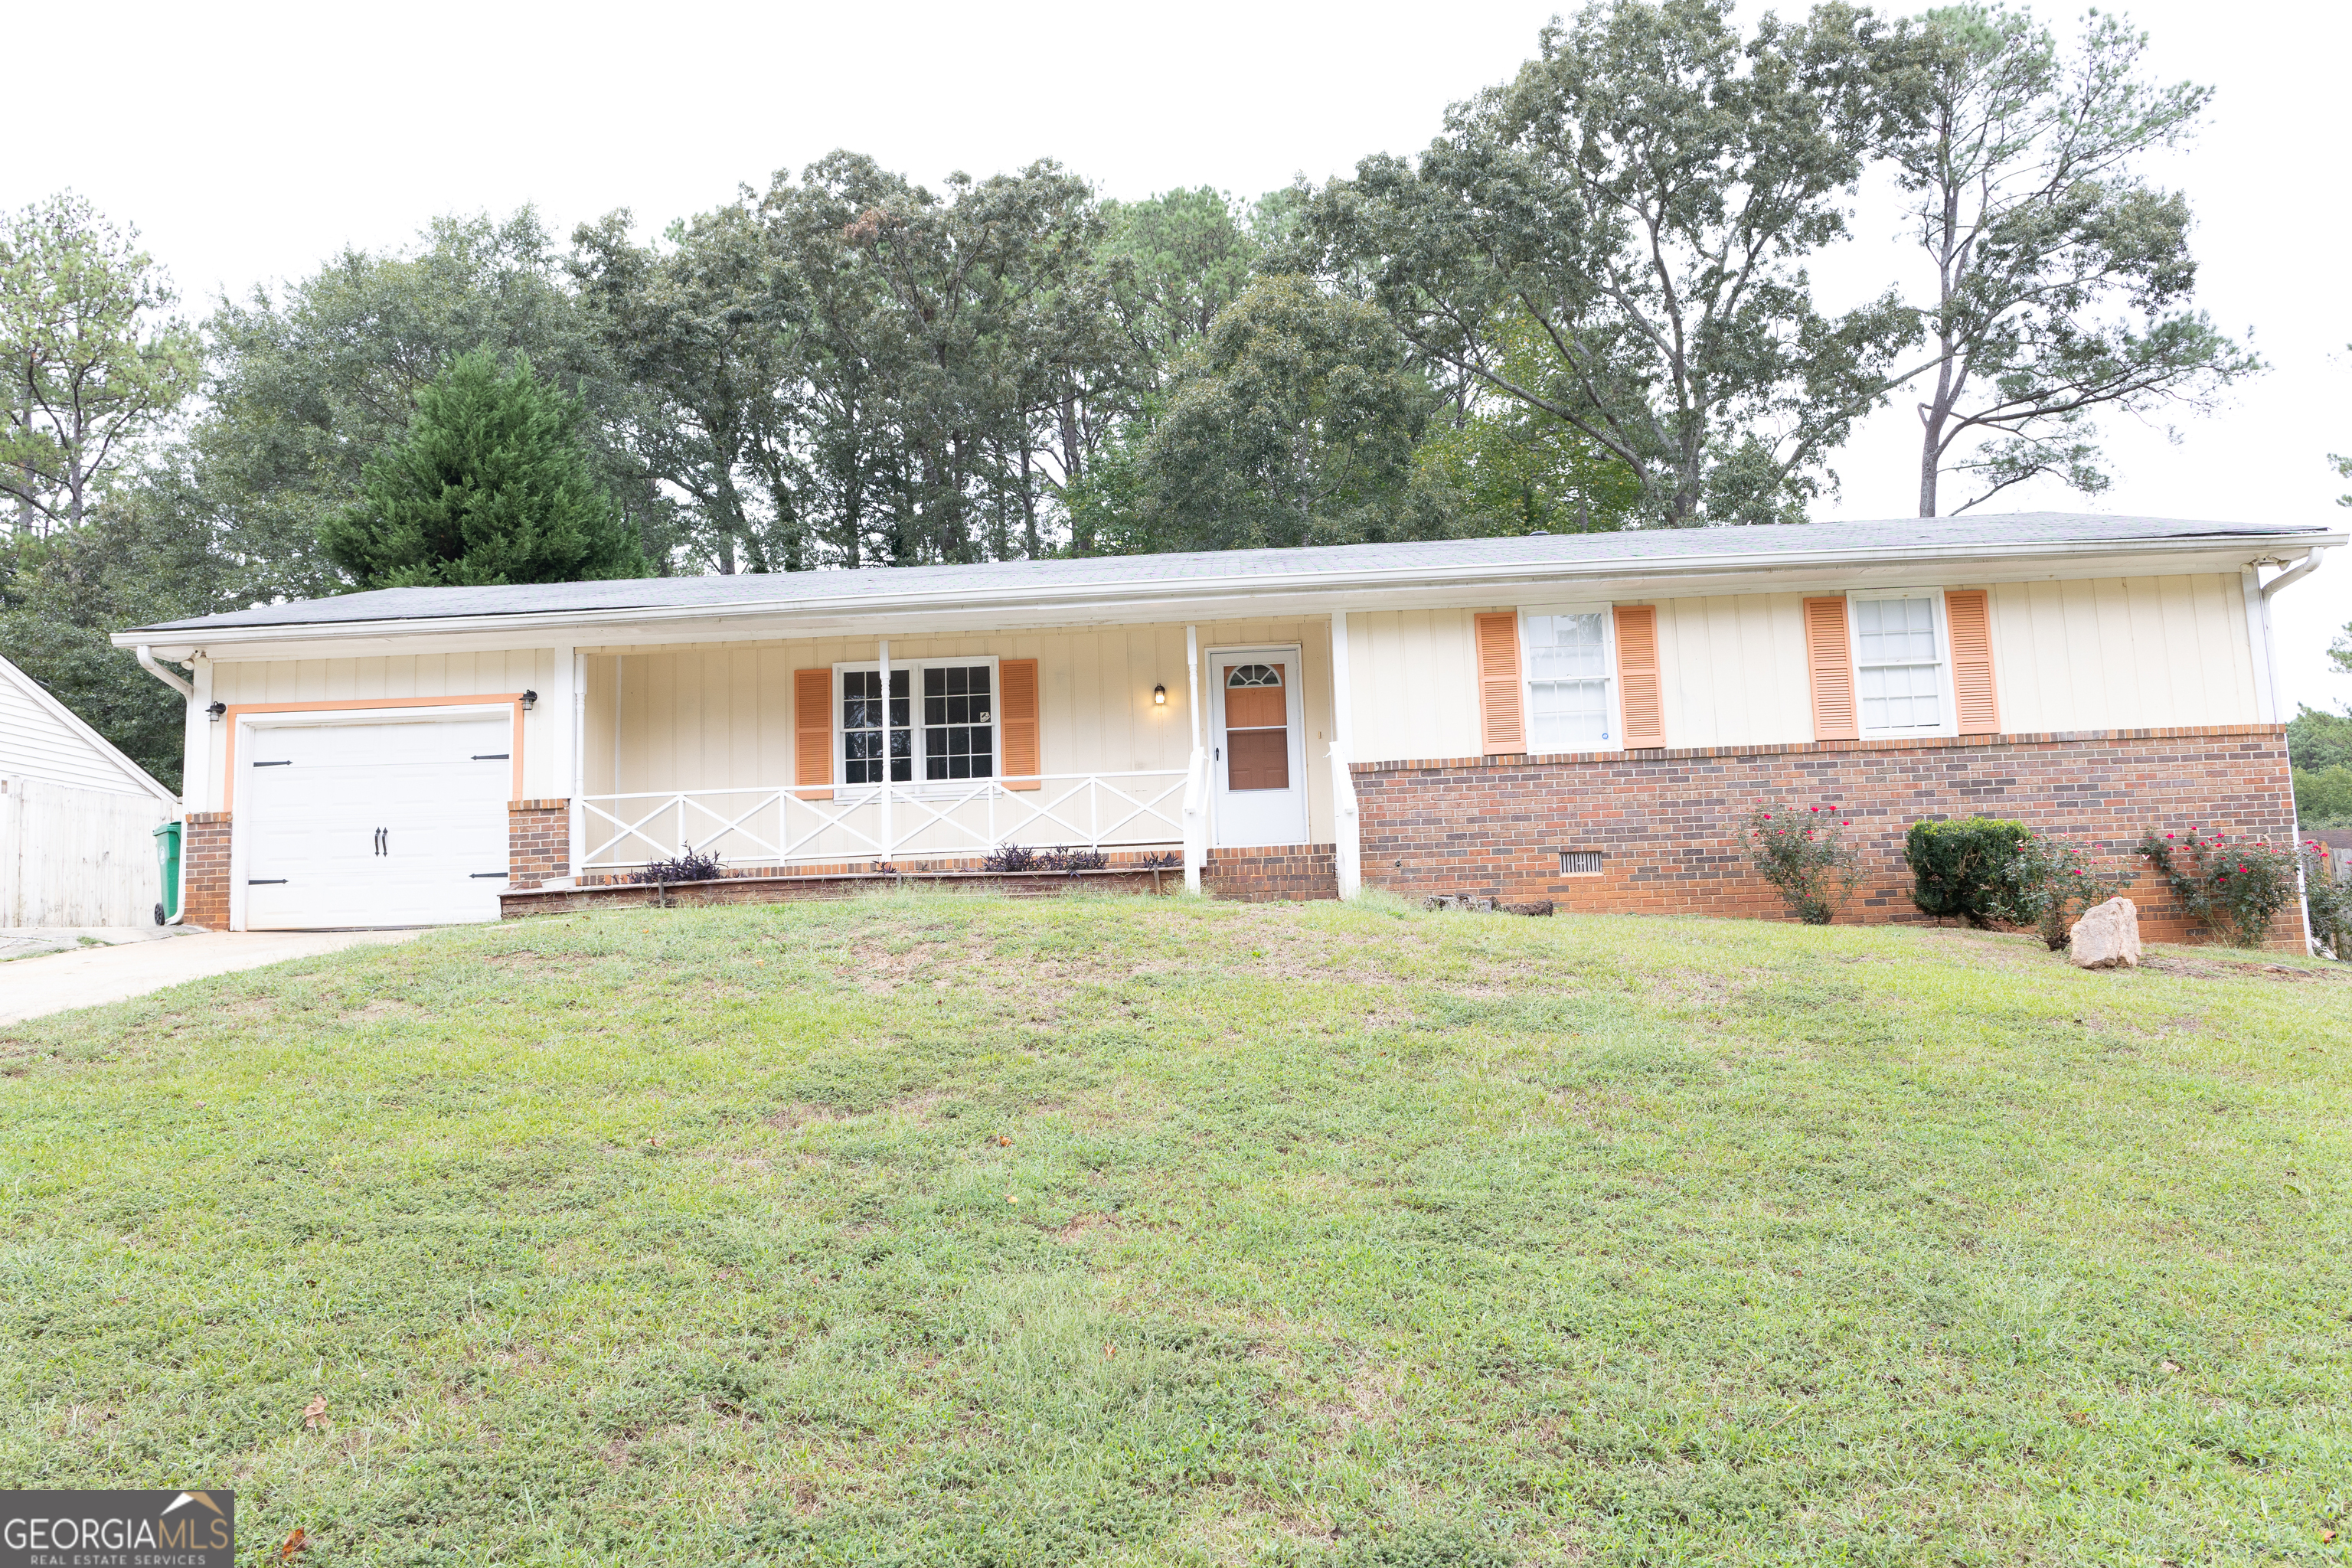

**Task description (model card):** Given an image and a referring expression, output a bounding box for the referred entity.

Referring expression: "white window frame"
[1846,589,1958,740]
[1517,603,1624,753]
[831,655,1003,793]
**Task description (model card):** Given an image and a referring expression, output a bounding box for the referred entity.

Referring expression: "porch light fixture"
[520,689,538,710]
[206,701,227,722]
[1152,684,1167,706]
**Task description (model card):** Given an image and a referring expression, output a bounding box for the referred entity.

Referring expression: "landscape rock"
[2069,897,2141,969]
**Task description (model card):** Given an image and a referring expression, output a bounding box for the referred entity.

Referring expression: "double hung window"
[839,660,995,786]
[1851,595,1945,734]
[1522,611,1615,750]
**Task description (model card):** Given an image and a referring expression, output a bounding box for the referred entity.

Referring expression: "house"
[113,513,2340,946]
[0,654,177,927]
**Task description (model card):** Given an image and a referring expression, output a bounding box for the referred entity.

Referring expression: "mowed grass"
[2,893,2349,1566]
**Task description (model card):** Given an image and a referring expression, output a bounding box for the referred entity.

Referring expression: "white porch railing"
[578,769,1198,877]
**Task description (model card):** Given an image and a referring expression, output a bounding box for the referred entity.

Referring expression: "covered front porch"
[550,614,1364,898]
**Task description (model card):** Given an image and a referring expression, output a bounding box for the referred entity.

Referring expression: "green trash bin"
[152,819,182,926]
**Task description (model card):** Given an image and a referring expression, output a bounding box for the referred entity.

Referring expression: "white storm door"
[241,714,513,929]
[1208,649,1308,848]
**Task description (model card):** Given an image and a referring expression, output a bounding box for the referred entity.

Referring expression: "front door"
[1209,649,1308,847]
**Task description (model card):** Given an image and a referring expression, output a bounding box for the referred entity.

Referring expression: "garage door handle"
[249,878,288,885]
[472,753,510,760]
[469,871,510,879]
[253,760,292,767]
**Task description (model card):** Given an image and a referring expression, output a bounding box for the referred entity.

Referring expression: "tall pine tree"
[322,351,647,588]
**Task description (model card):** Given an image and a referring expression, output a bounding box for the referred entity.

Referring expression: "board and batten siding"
[580,618,1338,843]
[1342,571,2262,763]
[206,650,558,803]
[1986,574,2259,732]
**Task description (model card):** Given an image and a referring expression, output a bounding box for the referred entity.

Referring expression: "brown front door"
[1222,662,1289,790]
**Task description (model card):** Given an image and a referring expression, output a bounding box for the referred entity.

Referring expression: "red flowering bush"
[2137,827,2298,948]
[1994,832,2136,951]
[1746,805,1862,925]
[2303,840,2350,959]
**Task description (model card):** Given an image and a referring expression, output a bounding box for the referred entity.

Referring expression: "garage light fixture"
[206,701,226,722]
[1152,684,1167,706]
[520,689,538,710]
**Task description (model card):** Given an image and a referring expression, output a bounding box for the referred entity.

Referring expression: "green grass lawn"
[2,893,2348,1566]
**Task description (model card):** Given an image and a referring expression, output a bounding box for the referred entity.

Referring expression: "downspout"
[133,646,194,924]
[1328,610,1361,899]
[2255,547,2328,952]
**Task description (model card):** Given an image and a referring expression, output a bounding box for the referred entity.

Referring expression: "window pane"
[922,664,993,781]
[1859,662,1942,731]
[843,668,912,783]
[1530,678,1611,750]
[1525,612,1606,680]
[1855,596,1936,665]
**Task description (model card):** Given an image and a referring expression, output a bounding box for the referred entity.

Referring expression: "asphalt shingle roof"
[124,512,2332,635]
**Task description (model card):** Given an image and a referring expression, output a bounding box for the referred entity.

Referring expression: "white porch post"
[565,648,585,886]
[878,638,893,864]
[1183,625,1204,893]
[1328,610,1361,898]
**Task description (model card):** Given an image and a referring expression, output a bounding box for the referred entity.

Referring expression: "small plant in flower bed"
[982,844,1114,875]
[2137,827,2298,948]
[629,847,724,884]
[1746,805,1863,925]
[1994,832,2136,951]
[2301,839,2351,959]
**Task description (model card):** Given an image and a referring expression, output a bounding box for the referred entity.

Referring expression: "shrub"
[2303,840,2351,959]
[2137,828,2298,947]
[1994,832,2137,951]
[983,844,1113,875]
[630,846,723,884]
[1905,818,2029,926]
[1746,805,1863,925]
[982,843,1040,873]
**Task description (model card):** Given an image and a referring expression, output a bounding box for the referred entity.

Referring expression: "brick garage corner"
[508,799,570,890]
[181,812,232,929]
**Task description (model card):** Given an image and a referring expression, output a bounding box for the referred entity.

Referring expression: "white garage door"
[241,714,514,929]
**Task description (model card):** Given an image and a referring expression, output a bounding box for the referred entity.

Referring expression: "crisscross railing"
[578,769,1192,876]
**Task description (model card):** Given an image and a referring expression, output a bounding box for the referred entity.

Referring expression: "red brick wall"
[1354,725,2302,949]
[183,812,231,929]
[507,799,570,890]
[1206,844,1339,903]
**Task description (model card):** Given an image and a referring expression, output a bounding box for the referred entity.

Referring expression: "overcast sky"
[18,0,2347,712]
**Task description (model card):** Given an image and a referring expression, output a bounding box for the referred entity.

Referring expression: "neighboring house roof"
[0,655,176,802]
[116,512,2339,643]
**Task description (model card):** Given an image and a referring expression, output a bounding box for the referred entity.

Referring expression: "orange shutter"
[998,658,1040,790]
[1473,612,1525,755]
[1612,604,1665,749]
[793,668,833,799]
[1944,590,2000,735]
[1802,597,1858,742]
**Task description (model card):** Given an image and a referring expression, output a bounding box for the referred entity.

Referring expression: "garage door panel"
[242,715,515,929]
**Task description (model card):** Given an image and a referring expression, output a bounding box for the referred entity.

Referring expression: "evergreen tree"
[321,351,647,589]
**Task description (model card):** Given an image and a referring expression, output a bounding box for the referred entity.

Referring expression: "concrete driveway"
[0,929,430,1026]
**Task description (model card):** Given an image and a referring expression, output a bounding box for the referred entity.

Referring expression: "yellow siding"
[1652,593,1813,748]
[1988,573,2259,731]
[1348,609,1484,763]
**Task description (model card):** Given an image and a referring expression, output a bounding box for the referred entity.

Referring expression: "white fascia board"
[116,531,2345,664]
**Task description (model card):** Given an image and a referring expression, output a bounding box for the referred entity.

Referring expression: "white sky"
[17,0,2347,714]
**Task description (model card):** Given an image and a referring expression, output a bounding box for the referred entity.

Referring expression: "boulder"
[2069,897,2141,969]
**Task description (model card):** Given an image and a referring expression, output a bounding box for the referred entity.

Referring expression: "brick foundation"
[182,812,232,929]
[503,864,1181,917]
[1354,725,2302,950]
[1205,843,1340,903]
[508,799,570,890]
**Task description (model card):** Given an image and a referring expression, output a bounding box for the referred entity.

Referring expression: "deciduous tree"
[1298,0,1913,527]
[0,192,197,533]
[1879,4,2259,514]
